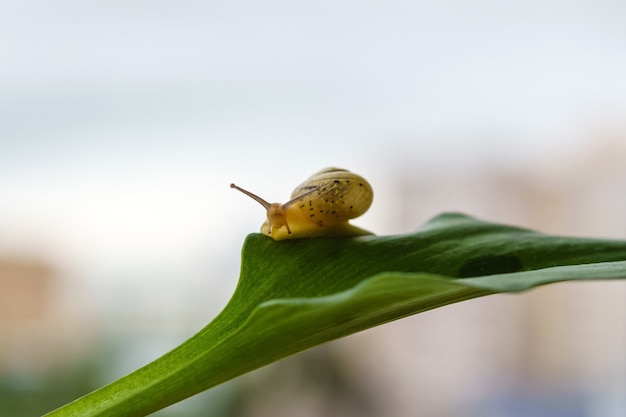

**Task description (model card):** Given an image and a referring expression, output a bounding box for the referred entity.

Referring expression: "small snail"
[231,167,373,240]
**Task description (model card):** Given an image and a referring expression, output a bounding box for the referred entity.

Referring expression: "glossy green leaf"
[44,213,626,417]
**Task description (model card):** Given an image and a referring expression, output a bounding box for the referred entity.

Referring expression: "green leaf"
[44,213,626,417]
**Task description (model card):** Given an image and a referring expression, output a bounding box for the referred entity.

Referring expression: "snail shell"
[231,167,373,240]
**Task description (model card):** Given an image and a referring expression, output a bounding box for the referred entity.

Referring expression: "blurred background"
[1,1,625,416]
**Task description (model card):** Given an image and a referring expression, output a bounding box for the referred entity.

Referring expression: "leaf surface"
[44,213,626,417]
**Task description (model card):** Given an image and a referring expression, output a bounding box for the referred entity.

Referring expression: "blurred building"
[0,254,98,415]
[1,255,58,374]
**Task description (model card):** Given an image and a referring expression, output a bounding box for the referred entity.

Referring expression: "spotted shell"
[231,167,373,240]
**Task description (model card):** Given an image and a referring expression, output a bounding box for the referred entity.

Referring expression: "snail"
[231,167,373,240]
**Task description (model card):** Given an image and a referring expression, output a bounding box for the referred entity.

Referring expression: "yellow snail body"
[231,167,373,240]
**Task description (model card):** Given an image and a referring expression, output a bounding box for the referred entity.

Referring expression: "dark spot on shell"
[310,214,315,217]
[333,180,340,183]
[349,205,353,209]
[458,255,523,278]
[299,204,305,208]
[359,183,363,186]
